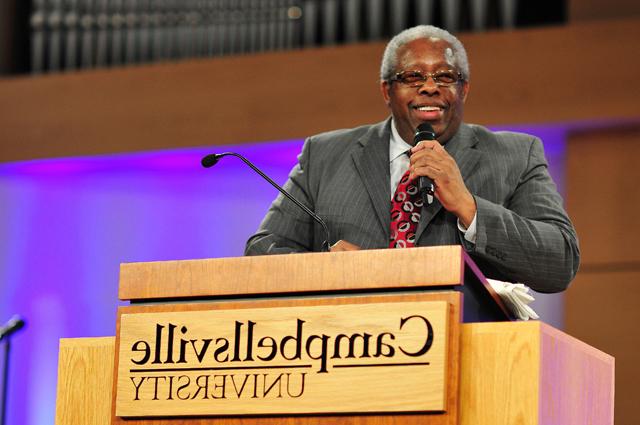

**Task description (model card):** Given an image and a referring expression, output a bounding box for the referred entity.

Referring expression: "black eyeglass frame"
[389,69,465,87]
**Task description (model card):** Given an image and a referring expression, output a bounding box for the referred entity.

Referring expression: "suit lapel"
[415,124,483,241]
[351,120,392,239]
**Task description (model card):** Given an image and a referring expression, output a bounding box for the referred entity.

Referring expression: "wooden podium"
[55,246,614,425]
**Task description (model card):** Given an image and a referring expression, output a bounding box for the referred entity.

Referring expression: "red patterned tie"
[389,169,423,248]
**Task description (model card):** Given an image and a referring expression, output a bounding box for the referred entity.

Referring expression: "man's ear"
[460,80,470,103]
[380,80,391,107]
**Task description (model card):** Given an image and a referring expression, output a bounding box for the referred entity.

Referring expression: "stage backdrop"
[0,125,565,425]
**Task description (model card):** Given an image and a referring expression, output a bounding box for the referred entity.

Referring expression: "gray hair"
[380,25,470,82]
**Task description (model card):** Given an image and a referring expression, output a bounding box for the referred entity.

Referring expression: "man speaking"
[245,25,579,296]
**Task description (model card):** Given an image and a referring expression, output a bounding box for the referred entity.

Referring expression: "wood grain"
[119,246,465,301]
[459,322,540,425]
[55,337,115,425]
[458,321,614,425]
[56,319,613,424]
[539,323,614,425]
[115,301,449,416]
[111,291,462,425]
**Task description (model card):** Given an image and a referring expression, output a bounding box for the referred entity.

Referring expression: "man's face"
[381,38,470,145]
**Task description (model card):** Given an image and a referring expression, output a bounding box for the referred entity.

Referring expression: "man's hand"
[330,240,361,252]
[409,140,476,227]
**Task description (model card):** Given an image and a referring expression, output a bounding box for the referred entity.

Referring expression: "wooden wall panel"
[565,126,640,266]
[565,126,640,425]
[570,0,640,21]
[565,271,638,425]
[0,18,639,163]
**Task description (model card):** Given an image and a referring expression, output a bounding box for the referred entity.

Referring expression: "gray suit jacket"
[246,119,579,293]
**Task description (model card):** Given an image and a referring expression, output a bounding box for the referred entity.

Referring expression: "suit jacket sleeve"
[464,135,580,293]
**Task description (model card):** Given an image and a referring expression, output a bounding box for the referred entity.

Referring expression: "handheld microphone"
[201,152,332,252]
[0,316,25,341]
[414,123,436,205]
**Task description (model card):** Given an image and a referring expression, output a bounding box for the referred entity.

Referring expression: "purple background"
[0,125,566,424]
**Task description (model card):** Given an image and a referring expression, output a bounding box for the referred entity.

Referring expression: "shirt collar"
[389,119,413,163]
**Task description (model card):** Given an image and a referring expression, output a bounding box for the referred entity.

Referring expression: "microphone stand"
[1,339,11,425]
[0,316,25,425]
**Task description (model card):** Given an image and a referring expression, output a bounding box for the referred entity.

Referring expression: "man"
[245,25,579,297]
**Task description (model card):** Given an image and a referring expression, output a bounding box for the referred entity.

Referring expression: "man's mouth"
[412,104,445,120]
[414,105,443,111]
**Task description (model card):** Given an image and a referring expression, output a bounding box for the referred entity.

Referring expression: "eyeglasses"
[389,70,464,87]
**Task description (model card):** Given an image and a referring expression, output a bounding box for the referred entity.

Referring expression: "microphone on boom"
[201,152,331,252]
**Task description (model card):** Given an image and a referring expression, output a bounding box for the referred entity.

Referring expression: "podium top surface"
[119,245,477,301]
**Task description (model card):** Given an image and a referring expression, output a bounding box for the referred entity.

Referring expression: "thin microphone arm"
[0,316,25,342]
[201,152,331,252]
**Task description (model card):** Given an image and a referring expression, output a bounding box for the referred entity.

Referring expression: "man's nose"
[417,78,440,95]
